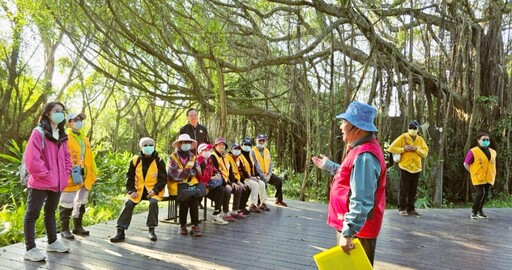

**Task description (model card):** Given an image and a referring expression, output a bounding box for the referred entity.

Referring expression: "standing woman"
[59,112,98,239]
[23,102,72,261]
[167,134,202,236]
[463,132,497,219]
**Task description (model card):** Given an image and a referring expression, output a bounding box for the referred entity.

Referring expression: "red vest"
[327,138,387,239]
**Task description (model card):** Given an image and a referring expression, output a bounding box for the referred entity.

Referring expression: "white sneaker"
[46,239,70,253]
[24,247,46,261]
[212,214,228,225]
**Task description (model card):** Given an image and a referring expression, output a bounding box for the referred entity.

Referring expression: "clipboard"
[314,238,372,270]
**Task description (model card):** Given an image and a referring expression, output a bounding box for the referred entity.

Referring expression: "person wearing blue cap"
[388,120,429,216]
[311,100,386,266]
[251,134,287,207]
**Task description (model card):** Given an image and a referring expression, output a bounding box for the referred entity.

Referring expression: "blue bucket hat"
[336,101,378,132]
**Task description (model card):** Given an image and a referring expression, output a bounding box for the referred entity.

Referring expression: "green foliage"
[475,95,498,108]
[0,202,44,246]
[281,170,328,203]
[0,140,27,207]
[87,151,133,205]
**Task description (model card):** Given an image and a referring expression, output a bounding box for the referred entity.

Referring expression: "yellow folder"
[314,238,372,270]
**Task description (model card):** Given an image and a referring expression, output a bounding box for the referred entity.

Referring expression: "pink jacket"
[25,128,72,192]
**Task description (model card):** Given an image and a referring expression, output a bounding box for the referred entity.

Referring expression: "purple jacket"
[25,128,72,192]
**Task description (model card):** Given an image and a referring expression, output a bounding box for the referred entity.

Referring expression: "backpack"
[19,126,45,186]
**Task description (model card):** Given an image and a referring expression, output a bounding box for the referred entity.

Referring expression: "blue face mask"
[51,112,65,124]
[480,140,490,148]
[142,146,154,155]
[181,143,191,152]
[72,121,84,130]
[242,145,251,152]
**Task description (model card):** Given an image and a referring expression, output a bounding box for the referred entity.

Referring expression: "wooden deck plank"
[1,200,512,269]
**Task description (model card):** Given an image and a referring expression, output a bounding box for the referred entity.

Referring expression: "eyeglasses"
[143,144,154,147]
[243,143,251,146]
[408,126,418,130]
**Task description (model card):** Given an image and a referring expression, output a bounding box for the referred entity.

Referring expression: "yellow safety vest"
[238,154,253,177]
[228,154,241,181]
[129,156,165,203]
[64,129,97,192]
[167,154,198,196]
[252,147,271,175]
[212,151,230,181]
[469,147,497,186]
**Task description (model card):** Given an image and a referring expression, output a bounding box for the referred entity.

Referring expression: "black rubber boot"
[149,227,157,241]
[110,228,125,243]
[59,207,75,240]
[72,205,90,235]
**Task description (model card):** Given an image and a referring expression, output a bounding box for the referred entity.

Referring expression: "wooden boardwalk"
[1,200,511,270]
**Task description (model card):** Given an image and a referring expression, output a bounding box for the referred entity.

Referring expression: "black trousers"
[207,185,229,213]
[268,174,284,202]
[116,198,159,230]
[336,231,377,266]
[472,183,491,213]
[398,169,420,211]
[179,196,199,226]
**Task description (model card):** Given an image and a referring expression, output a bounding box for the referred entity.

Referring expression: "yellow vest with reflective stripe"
[238,154,253,177]
[469,147,497,186]
[167,154,198,196]
[212,152,230,181]
[129,156,165,203]
[64,129,97,192]
[228,154,241,181]
[252,147,271,175]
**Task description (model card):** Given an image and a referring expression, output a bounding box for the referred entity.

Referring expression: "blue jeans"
[24,188,61,251]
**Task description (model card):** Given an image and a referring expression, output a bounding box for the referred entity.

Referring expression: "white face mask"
[201,151,212,159]
[242,145,251,152]
[257,143,266,149]
[232,150,241,156]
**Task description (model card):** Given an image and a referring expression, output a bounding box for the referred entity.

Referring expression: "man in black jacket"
[179,108,210,154]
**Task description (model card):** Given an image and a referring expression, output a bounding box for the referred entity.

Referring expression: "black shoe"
[61,229,75,240]
[241,208,251,216]
[471,213,479,220]
[73,218,90,236]
[149,227,157,241]
[477,212,488,218]
[407,210,421,216]
[110,228,125,243]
